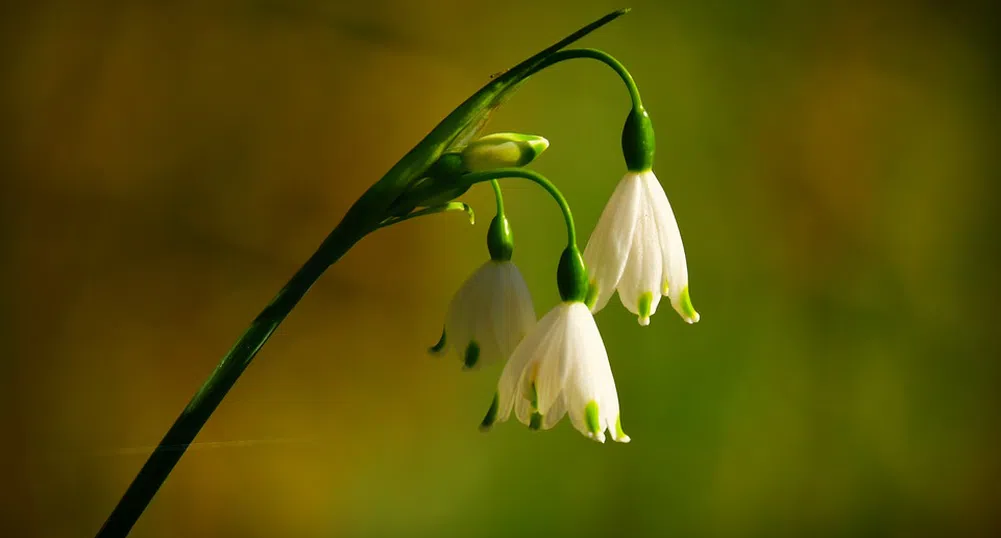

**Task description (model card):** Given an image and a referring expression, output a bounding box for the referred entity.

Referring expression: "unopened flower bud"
[460,133,550,172]
[621,106,655,172]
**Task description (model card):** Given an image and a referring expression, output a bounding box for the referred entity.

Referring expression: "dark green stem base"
[95,224,363,538]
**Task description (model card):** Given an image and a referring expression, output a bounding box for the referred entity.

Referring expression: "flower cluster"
[429,96,699,444]
[95,14,698,533]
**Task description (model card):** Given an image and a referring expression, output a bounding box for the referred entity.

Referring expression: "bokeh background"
[2,1,999,537]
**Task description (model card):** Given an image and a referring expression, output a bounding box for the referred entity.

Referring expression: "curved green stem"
[489,179,505,216]
[530,48,644,109]
[462,169,576,248]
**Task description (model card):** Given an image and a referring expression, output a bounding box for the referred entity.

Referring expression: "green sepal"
[622,106,655,172]
[557,246,589,302]
[487,215,514,261]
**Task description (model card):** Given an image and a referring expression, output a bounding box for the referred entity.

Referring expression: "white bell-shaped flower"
[430,260,535,369]
[583,169,699,325]
[487,301,629,443]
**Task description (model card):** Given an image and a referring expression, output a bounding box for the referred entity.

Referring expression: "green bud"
[621,106,655,171]
[487,214,514,261]
[557,246,589,303]
[460,133,550,172]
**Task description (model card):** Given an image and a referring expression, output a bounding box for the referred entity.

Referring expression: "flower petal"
[444,262,486,363]
[466,262,503,365]
[583,172,643,313]
[443,261,538,368]
[541,394,567,430]
[514,390,535,426]
[562,304,620,442]
[616,192,663,325]
[494,262,536,360]
[611,414,631,443]
[496,303,564,423]
[533,306,573,416]
[642,171,699,323]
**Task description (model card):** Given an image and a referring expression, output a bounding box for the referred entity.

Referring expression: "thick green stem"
[95,223,365,538]
[462,169,577,248]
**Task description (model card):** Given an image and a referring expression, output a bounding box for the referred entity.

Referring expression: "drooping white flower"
[583,169,699,325]
[430,260,535,369]
[485,301,629,443]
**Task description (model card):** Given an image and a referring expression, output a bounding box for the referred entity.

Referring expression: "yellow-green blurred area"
[2,0,999,536]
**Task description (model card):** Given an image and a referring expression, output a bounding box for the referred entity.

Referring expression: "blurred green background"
[2,1,999,537]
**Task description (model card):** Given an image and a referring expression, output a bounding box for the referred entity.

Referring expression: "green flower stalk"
[96,8,702,537]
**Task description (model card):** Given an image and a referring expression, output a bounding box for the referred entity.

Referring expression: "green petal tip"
[463,340,480,369]
[529,412,543,430]
[585,400,601,436]
[615,415,631,443]
[679,286,700,324]
[479,393,499,431]
[638,291,653,326]
[428,327,446,354]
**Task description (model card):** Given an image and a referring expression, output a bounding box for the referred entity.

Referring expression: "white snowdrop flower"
[430,260,535,369]
[583,169,699,325]
[482,301,630,443]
